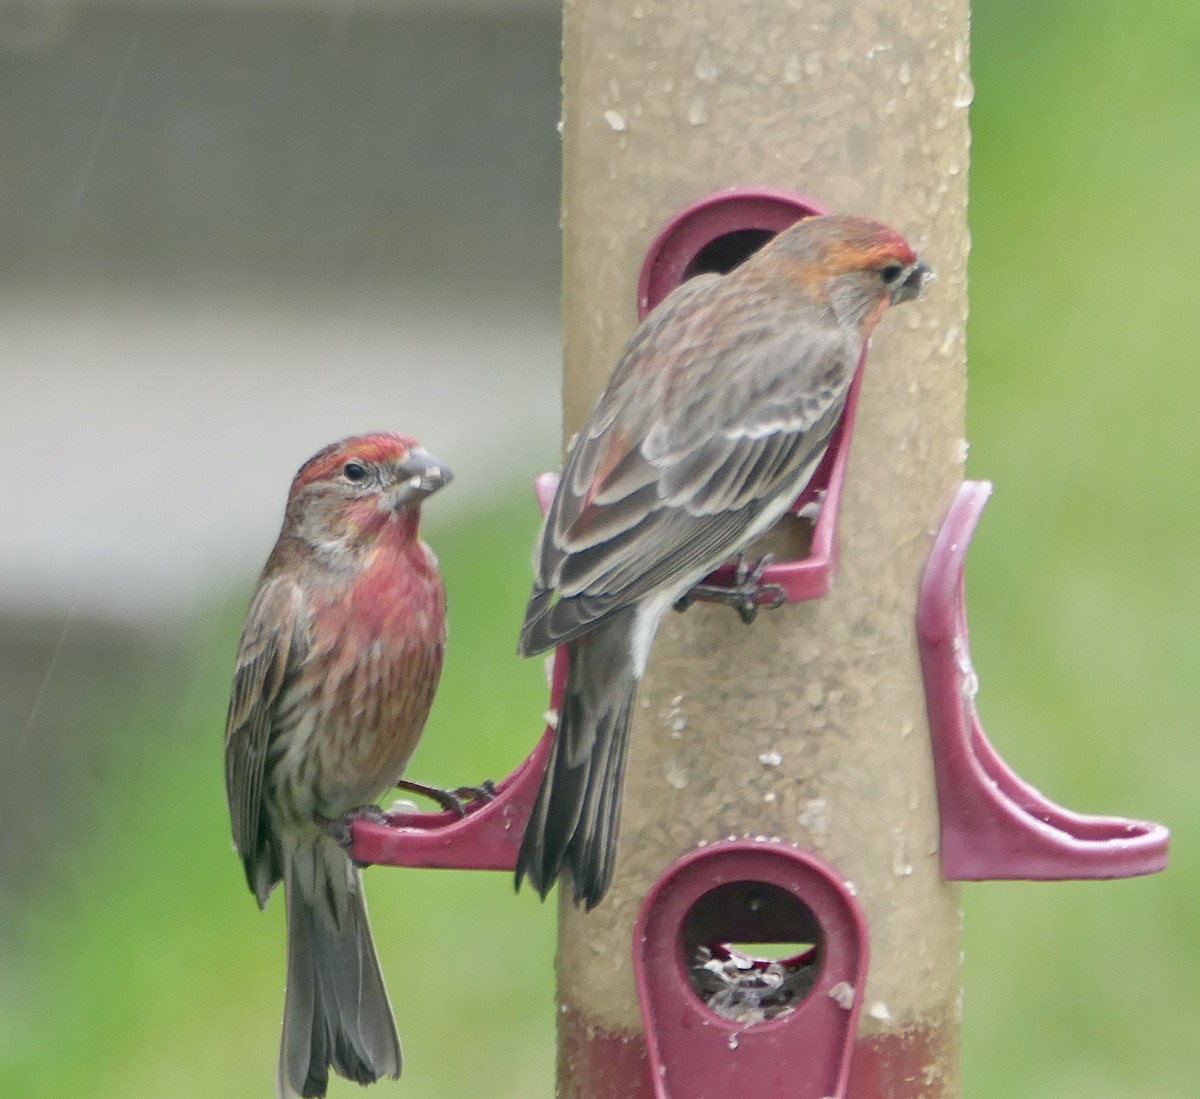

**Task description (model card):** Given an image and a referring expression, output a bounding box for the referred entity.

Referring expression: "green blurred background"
[2,1,1197,1096]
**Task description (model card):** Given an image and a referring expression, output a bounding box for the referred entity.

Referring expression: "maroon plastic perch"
[916,480,1169,880]
[634,841,867,1099]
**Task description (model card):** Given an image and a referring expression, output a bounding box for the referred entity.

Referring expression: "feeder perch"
[917,480,1170,881]
[634,840,867,1099]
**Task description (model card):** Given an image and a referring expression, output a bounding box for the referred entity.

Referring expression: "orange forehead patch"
[821,228,916,273]
[290,432,416,494]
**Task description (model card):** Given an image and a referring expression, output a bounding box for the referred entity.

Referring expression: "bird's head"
[764,214,933,333]
[284,432,452,555]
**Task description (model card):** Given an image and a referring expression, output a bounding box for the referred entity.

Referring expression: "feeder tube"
[557,2,971,1096]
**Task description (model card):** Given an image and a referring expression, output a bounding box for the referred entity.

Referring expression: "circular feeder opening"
[682,880,822,1025]
[637,187,827,318]
[683,228,775,279]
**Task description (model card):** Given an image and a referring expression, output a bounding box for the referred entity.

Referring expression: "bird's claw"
[452,779,498,810]
[317,804,389,849]
[730,553,787,622]
[672,592,696,614]
[675,553,788,623]
[395,777,497,818]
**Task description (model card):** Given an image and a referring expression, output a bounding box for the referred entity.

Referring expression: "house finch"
[224,433,451,1099]
[515,214,931,909]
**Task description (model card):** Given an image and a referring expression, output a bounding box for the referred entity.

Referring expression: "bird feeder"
[349,0,1170,1095]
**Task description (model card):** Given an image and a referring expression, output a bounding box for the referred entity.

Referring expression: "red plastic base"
[559,1008,954,1099]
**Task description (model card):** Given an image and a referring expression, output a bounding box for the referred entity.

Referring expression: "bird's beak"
[891,260,934,305]
[390,447,453,506]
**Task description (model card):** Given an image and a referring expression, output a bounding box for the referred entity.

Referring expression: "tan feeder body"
[555,0,970,1096]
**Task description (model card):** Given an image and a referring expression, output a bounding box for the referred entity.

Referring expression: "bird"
[514,213,931,909]
[223,432,452,1099]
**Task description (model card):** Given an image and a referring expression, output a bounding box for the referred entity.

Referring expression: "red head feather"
[289,433,419,498]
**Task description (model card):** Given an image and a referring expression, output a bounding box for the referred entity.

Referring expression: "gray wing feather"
[224,576,305,877]
[519,286,857,656]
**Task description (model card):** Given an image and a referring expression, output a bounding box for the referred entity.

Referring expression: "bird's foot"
[395,777,497,818]
[317,804,389,848]
[674,553,787,624]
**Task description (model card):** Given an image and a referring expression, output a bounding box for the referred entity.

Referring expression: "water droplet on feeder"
[798,798,830,837]
[828,981,855,1010]
[898,60,913,84]
[602,109,626,132]
[758,749,783,767]
[687,95,709,126]
[694,49,720,84]
[727,1033,739,1050]
[869,1000,893,1022]
[953,73,975,107]
[891,828,914,877]
[663,759,689,790]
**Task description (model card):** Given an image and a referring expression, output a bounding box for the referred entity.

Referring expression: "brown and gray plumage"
[224,433,452,1098]
[515,214,931,909]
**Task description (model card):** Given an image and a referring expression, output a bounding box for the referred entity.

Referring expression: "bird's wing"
[519,316,855,654]
[224,574,306,861]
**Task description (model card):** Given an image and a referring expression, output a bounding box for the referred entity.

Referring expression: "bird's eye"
[880,263,904,285]
[342,462,368,483]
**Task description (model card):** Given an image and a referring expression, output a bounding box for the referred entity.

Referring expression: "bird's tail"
[516,610,638,909]
[278,837,401,1099]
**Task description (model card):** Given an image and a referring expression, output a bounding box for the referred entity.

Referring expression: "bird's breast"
[277,541,447,816]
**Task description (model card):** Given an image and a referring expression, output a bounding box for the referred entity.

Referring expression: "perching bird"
[515,213,930,909]
[224,433,451,1099]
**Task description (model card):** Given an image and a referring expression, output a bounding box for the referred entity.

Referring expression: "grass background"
[3,1,1198,1096]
